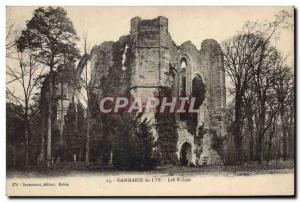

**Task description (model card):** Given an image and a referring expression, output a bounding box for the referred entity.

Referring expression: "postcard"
[6,6,295,196]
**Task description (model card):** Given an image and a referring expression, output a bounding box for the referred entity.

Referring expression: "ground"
[7,160,294,196]
[7,160,294,178]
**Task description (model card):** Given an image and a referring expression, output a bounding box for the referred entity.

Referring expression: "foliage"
[6,103,25,145]
[154,87,178,165]
[63,102,85,161]
[15,6,81,167]
[155,112,178,165]
[6,103,25,168]
[16,7,80,68]
[113,114,157,170]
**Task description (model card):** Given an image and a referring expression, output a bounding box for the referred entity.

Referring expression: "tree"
[113,114,157,170]
[73,31,92,166]
[16,7,80,168]
[250,43,279,164]
[222,33,256,163]
[249,10,292,164]
[243,87,256,161]
[63,102,85,162]
[6,49,45,167]
[6,103,25,168]
[6,20,17,59]
[273,65,293,160]
[222,9,293,164]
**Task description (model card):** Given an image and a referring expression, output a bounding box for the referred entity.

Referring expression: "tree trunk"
[24,122,29,167]
[281,109,288,160]
[246,113,254,161]
[24,103,30,167]
[288,105,294,158]
[257,134,264,164]
[266,135,272,162]
[288,126,294,158]
[249,128,254,161]
[256,98,267,165]
[38,110,45,165]
[282,124,288,160]
[12,144,16,167]
[46,70,53,168]
[57,82,64,163]
[256,115,265,164]
[85,108,90,166]
[233,94,243,164]
[267,128,275,162]
[257,115,266,165]
[59,82,64,145]
[233,130,242,163]
[277,133,281,159]
[282,130,287,160]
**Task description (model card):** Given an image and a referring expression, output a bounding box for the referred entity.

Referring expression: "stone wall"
[89,16,227,166]
[130,16,170,88]
[199,132,224,165]
[199,39,227,138]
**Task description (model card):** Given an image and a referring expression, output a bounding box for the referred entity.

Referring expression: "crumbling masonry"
[89,16,227,165]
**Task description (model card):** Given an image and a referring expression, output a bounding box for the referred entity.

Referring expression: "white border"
[1,0,298,201]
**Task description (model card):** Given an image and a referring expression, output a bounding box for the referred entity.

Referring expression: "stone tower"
[90,16,227,165]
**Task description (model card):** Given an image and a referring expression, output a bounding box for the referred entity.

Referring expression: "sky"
[6,6,294,104]
[7,6,294,65]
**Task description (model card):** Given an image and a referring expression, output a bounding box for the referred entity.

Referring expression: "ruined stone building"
[40,16,226,166]
[90,16,227,165]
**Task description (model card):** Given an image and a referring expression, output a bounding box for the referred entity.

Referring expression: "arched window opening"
[179,57,190,120]
[181,60,187,69]
[180,142,192,165]
[181,76,186,97]
[180,58,188,97]
[192,74,206,109]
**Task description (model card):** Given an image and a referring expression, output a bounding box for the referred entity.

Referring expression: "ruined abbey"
[46,16,227,166]
[89,16,227,165]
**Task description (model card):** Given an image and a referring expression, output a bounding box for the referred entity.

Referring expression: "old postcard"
[6,6,295,196]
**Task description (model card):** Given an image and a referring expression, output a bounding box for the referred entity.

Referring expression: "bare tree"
[243,87,256,161]
[222,9,293,164]
[6,20,18,59]
[250,44,278,163]
[222,33,257,163]
[273,65,293,160]
[6,50,46,166]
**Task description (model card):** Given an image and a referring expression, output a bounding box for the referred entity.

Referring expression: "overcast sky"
[7,6,294,66]
[6,6,294,104]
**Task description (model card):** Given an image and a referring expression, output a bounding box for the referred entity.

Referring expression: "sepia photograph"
[5,6,295,196]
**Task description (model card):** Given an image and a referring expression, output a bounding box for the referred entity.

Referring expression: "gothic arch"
[179,142,192,165]
[179,55,192,97]
[192,73,206,109]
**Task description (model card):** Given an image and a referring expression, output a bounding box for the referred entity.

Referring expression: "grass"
[7,159,294,178]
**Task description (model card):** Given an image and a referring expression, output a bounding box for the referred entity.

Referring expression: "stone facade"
[90,16,226,165]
